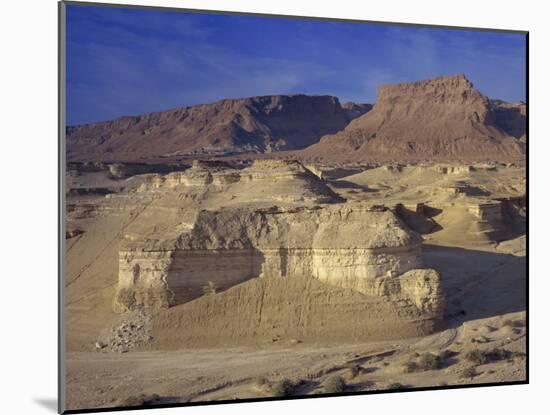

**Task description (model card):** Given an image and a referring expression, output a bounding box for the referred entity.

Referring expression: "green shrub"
[418,353,442,370]
[387,383,404,390]
[323,375,346,393]
[271,378,293,397]
[465,349,486,365]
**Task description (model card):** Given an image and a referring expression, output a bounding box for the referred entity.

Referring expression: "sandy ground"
[66,311,525,410]
[65,236,526,410]
[63,163,526,411]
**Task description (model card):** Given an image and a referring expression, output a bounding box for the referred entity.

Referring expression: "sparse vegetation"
[465,349,486,365]
[459,367,478,379]
[387,382,405,390]
[418,352,442,370]
[485,348,510,362]
[271,378,293,397]
[322,375,346,393]
[403,361,419,373]
[403,352,443,373]
[464,348,513,366]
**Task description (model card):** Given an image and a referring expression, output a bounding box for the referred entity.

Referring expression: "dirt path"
[65,309,526,411]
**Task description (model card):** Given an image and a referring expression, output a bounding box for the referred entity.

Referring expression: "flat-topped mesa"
[114,204,444,321]
[301,74,525,162]
[377,74,479,104]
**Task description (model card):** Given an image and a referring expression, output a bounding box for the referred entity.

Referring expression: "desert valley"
[64,74,526,410]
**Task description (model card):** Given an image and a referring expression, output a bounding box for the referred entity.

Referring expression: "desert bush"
[501,319,515,328]
[322,375,346,393]
[465,349,486,365]
[459,367,478,379]
[271,378,293,397]
[418,352,442,370]
[387,383,404,390]
[485,348,509,362]
[403,361,419,373]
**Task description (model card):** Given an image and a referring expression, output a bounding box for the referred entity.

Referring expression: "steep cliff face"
[67,95,369,161]
[302,75,525,162]
[113,205,444,327]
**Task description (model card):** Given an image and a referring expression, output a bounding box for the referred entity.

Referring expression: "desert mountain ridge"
[300,74,525,162]
[67,94,371,161]
[67,74,525,163]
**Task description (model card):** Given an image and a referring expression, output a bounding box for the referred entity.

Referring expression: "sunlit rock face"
[114,204,443,323]
[302,74,525,162]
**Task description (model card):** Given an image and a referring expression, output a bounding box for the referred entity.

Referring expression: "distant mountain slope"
[489,99,526,141]
[66,95,371,161]
[300,74,525,162]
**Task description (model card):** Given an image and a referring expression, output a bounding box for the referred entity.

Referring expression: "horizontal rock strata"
[114,205,444,327]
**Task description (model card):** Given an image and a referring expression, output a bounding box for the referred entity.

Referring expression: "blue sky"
[66,4,526,125]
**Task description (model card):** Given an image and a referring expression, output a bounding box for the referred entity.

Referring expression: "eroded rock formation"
[67,95,368,161]
[113,203,444,325]
[301,74,525,162]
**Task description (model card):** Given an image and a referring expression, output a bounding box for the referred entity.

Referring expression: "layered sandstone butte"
[301,74,525,162]
[113,203,444,327]
[67,95,371,161]
[66,158,460,349]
